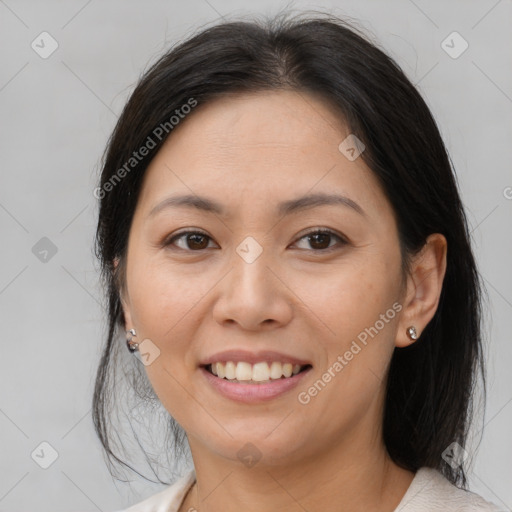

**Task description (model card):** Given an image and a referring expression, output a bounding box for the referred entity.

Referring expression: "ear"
[396,233,447,348]
[113,257,134,331]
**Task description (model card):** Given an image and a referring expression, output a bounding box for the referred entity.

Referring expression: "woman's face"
[121,90,411,466]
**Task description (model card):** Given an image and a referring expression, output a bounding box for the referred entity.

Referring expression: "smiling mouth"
[202,361,313,384]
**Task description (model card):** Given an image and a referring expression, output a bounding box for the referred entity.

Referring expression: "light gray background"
[0,0,511,510]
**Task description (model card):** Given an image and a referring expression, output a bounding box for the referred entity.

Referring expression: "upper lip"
[199,349,312,367]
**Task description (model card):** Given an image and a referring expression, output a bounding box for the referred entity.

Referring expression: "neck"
[180,434,414,512]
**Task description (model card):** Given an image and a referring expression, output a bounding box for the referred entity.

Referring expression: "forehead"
[136,90,390,220]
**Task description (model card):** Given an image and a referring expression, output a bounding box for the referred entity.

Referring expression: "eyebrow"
[148,192,366,218]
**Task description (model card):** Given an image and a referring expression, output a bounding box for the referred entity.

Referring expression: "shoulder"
[113,469,196,512]
[395,467,505,512]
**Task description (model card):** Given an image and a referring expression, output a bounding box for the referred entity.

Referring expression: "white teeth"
[215,362,224,378]
[225,361,236,380]
[207,361,306,382]
[235,362,253,381]
[269,361,282,379]
[252,362,270,381]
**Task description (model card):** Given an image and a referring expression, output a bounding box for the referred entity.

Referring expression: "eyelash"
[163,228,348,253]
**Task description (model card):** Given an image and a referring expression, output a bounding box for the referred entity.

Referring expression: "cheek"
[127,257,209,339]
[299,253,402,400]
[126,260,202,417]
[293,262,400,434]
[298,256,401,341]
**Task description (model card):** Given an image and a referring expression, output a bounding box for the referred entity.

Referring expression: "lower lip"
[199,366,312,403]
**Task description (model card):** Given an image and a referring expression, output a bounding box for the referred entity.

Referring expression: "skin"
[118,90,447,512]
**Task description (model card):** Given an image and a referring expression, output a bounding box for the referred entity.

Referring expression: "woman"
[93,11,503,512]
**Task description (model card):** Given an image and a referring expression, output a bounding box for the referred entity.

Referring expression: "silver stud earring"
[406,326,418,340]
[126,328,139,353]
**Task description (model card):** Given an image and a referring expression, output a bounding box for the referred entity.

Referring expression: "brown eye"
[185,233,210,250]
[293,229,347,252]
[165,231,215,251]
[308,232,332,250]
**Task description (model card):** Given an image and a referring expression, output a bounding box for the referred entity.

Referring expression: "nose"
[212,245,293,331]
